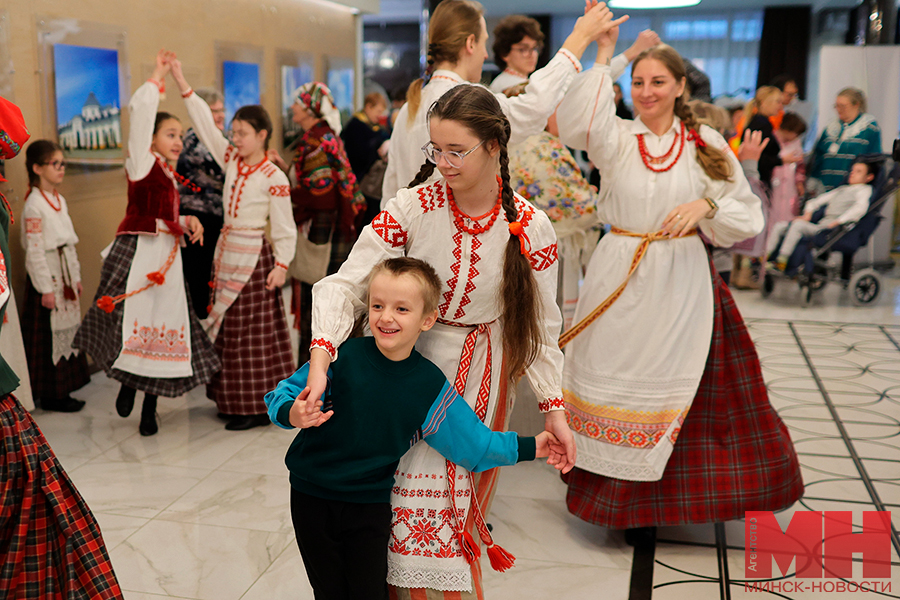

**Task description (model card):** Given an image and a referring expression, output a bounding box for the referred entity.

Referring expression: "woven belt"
[557,226,697,348]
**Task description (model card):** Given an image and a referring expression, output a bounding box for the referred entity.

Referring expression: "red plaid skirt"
[21,277,90,402]
[207,241,294,415]
[561,268,804,529]
[0,394,123,599]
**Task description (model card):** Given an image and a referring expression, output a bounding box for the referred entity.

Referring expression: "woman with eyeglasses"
[175,87,227,320]
[809,87,882,193]
[21,140,90,413]
[489,15,545,93]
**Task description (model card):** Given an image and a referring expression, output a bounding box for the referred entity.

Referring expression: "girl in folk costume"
[555,32,803,534]
[170,59,297,431]
[21,140,90,412]
[381,0,627,204]
[74,51,218,437]
[0,95,125,600]
[267,82,364,365]
[308,84,574,599]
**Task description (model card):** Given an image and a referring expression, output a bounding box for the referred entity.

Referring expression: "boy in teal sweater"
[265,257,561,600]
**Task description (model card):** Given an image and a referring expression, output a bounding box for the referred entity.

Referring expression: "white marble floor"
[27,273,900,600]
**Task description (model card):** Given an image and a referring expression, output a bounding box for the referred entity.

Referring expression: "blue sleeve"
[263,363,332,429]
[422,382,535,472]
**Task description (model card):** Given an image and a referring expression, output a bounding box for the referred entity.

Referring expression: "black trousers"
[180,210,223,320]
[290,487,392,600]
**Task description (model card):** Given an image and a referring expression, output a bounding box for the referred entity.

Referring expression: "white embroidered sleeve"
[556,63,621,174]
[312,191,414,355]
[184,91,231,169]
[497,49,583,147]
[610,52,629,80]
[22,207,54,294]
[125,81,161,182]
[267,170,297,268]
[696,127,765,247]
[381,103,411,205]
[521,209,565,411]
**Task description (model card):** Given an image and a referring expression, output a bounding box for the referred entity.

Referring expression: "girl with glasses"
[307,84,572,599]
[21,140,90,412]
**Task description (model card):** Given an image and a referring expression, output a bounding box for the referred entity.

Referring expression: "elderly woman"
[809,87,881,192]
[176,87,226,319]
[268,82,364,365]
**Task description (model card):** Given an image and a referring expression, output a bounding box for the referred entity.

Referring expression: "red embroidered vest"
[117,160,183,237]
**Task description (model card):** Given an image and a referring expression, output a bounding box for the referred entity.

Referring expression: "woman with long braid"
[555,33,803,535]
[380,0,626,204]
[305,84,570,598]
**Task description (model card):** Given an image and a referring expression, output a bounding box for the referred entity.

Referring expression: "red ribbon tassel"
[508,221,531,259]
[687,128,706,149]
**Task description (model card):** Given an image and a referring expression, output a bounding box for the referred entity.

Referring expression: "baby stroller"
[761,154,899,307]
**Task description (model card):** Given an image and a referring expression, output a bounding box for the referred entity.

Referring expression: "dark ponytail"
[418,84,542,382]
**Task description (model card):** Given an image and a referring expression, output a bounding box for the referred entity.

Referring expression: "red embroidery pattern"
[261,162,278,178]
[25,218,42,234]
[452,237,480,321]
[438,230,463,318]
[389,505,464,560]
[310,338,336,361]
[268,185,290,197]
[224,145,239,164]
[538,397,565,413]
[512,197,535,228]
[567,410,669,449]
[371,211,408,248]
[417,180,446,213]
[120,321,190,363]
[529,243,558,271]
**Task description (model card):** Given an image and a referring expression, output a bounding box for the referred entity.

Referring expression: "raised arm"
[126,51,171,181]
[170,59,231,168]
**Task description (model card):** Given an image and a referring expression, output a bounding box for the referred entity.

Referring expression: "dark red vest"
[118,160,184,236]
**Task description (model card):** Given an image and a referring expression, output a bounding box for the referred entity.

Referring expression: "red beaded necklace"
[636,121,685,173]
[447,176,503,235]
[163,162,202,193]
[39,188,62,212]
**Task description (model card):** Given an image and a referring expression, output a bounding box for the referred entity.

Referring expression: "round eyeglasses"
[421,140,485,169]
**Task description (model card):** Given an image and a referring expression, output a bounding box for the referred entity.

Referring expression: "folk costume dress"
[21,187,90,403]
[182,89,297,416]
[0,97,124,599]
[312,179,565,597]
[74,82,219,397]
[555,62,803,528]
[289,88,365,364]
[381,48,585,204]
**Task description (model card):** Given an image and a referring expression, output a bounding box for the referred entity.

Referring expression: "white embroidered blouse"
[22,188,80,294]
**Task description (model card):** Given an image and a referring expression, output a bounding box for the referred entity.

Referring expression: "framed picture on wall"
[326,57,355,128]
[36,18,128,166]
[279,52,314,149]
[222,61,260,125]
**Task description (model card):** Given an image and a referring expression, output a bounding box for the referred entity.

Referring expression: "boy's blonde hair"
[367,257,442,314]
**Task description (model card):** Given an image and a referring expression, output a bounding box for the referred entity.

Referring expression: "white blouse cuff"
[310,337,338,362]
[538,397,566,413]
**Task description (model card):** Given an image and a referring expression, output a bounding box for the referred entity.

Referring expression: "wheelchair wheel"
[761,272,775,298]
[849,269,881,306]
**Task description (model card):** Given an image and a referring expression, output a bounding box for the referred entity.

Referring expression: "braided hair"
[405,0,484,126]
[408,85,542,381]
[634,45,733,181]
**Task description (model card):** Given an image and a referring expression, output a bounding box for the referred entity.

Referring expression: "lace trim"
[575,449,666,482]
[386,562,472,592]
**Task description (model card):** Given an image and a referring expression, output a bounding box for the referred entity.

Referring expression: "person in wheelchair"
[766,159,877,271]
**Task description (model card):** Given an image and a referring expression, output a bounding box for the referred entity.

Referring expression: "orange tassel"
[486,544,516,572]
[97,296,116,313]
[208,280,215,288]
[206,304,214,314]
[146,271,166,285]
[458,530,481,564]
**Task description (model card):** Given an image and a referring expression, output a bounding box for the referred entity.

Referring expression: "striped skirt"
[561,266,804,529]
[0,394,123,598]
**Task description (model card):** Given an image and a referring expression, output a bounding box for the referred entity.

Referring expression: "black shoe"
[42,396,86,412]
[116,386,136,417]
[225,414,270,431]
[139,411,159,436]
[624,527,656,548]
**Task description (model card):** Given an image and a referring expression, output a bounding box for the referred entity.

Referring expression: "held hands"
[566,1,629,58]
[266,266,287,290]
[584,1,630,49]
[289,386,334,429]
[626,30,661,60]
[544,410,576,474]
[737,129,770,162]
[151,49,175,84]
[535,431,567,468]
[266,149,288,171]
[41,292,56,310]
[169,58,191,95]
[661,198,712,237]
[185,215,204,246]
